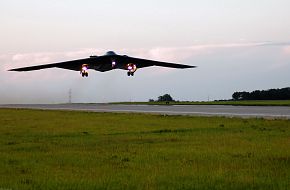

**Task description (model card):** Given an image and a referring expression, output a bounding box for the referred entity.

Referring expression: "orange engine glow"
[81,64,89,72]
[127,64,137,72]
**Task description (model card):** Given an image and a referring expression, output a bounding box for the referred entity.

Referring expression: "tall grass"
[0,109,289,189]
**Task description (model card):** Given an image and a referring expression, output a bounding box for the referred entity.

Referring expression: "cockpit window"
[105,51,117,56]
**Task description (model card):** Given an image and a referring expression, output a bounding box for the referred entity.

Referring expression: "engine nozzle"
[127,64,137,72]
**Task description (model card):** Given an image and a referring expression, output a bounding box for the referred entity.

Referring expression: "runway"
[1,104,290,118]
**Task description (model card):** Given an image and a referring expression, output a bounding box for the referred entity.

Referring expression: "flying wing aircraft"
[9,51,196,77]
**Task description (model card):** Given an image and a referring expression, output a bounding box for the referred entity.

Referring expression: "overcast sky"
[1,0,290,103]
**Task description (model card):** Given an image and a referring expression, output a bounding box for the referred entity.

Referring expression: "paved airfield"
[0,104,290,118]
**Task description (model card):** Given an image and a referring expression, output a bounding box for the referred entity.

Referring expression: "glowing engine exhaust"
[81,64,89,77]
[112,61,116,68]
[127,63,137,76]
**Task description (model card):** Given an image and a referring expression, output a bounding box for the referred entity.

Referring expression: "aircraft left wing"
[9,57,99,72]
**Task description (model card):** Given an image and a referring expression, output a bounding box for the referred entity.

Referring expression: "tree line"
[232,87,290,100]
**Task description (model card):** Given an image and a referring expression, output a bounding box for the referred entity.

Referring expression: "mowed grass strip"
[0,109,289,190]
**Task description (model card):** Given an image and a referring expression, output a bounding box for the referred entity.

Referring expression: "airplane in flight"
[9,51,196,77]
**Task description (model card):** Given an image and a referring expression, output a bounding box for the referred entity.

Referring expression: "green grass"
[0,109,290,190]
[111,100,290,106]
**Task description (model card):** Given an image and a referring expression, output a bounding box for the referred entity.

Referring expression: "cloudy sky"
[1,0,290,103]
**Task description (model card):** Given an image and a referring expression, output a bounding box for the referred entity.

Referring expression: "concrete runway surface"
[0,104,290,118]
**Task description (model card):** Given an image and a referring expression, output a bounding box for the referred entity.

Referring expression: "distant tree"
[157,94,174,102]
[149,99,155,102]
[232,92,241,100]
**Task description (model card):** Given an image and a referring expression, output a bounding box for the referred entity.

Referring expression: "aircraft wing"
[9,57,99,72]
[123,56,196,69]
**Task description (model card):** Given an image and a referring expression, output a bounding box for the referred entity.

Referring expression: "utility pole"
[69,89,72,104]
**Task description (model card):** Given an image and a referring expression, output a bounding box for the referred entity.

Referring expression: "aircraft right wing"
[122,56,196,69]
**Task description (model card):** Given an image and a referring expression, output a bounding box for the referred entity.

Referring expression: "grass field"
[111,100,290,106]
[0,109,290,190]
